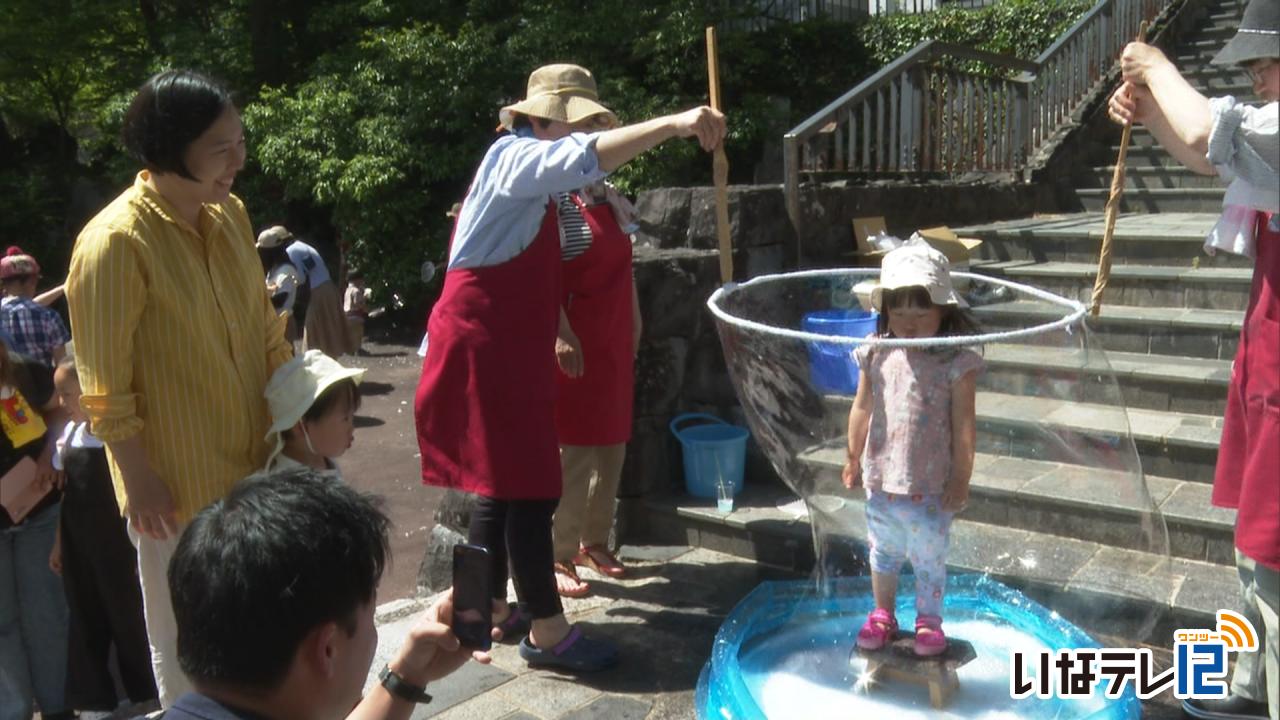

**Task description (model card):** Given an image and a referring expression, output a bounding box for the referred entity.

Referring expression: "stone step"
[821,387,1224,483]
[1075,187,1225,214]
[971,298,1242,362]
[1083,165,1224,189]
[971,259,1251,310]
[628,491,1239,645]
[957,212,1250,267]
[796,443,1235,564]
[973,343,1232,415]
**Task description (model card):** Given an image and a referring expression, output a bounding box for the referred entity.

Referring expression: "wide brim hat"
[1212,0,1280,66]
[498,64,617,131]
[869,242,967,311]
[265,350,365,436]
[256,225,294,250]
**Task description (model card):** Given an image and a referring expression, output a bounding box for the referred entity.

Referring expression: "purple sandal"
[519,625,619,672]
[496,603,531,642]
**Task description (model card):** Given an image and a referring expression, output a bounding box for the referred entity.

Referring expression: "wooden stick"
[707,26,732,285]
[1091,21,1148,317]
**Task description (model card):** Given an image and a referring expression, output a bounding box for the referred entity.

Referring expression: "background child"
[343,271,368,356]
[842,243,983,657]
[50,356,157,715]
[263,349,364,476]
[0,246,71,367]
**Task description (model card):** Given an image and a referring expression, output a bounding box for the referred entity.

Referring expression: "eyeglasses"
[1246,59,1276,83]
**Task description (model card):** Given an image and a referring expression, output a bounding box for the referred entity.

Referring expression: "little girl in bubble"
[841,242,983,657]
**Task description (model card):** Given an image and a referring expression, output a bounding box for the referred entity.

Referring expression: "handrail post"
[783,133,804,266]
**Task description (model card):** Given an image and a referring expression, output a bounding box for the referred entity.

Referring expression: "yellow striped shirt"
[66,171,292,521]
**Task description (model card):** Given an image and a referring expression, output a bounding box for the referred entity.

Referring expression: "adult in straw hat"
[256,225,348,358]
[415,63,725,673]
[1109,3,1278,719]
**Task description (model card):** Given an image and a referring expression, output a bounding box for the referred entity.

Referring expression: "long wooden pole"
[1091,21,1148,317]
[707,26,733,285]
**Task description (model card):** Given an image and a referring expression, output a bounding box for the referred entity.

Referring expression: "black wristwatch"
[379,664,432,704]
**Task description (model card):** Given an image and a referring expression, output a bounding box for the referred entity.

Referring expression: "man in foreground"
[159,468,493,719]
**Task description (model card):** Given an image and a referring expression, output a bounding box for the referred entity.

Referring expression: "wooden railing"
[782,0,1174,243]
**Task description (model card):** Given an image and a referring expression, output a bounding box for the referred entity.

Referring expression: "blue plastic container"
[669,413,750,499]
[802,309,879,394]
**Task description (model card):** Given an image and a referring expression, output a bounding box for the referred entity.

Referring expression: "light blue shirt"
[447,128,607,270]
[285,240,332,288]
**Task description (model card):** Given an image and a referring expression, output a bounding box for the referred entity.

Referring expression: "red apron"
[414,203,563,500]
[1212,211,1280,570]
[555,195,635,446]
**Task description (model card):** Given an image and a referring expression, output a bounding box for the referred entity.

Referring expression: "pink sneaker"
[856,608,898,650]
[914,614,947,656]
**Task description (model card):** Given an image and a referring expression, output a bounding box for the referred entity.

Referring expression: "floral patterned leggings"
[865,490,955,616]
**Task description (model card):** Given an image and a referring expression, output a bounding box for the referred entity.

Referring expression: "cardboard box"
[916,226,983,264]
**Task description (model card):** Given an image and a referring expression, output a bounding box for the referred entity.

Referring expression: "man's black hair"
[121,69,234,181]
[169,468,389,693]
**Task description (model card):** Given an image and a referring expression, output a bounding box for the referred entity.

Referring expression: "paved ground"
[343,335,443,600]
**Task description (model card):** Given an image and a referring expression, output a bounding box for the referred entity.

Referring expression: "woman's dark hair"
[121,69,234,180]
[258,245,290,273]
[876,285,981,337]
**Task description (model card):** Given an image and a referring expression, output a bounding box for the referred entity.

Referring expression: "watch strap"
[379,664,432,703]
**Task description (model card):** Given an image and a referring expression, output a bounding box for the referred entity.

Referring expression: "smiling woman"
[65,69,293,708]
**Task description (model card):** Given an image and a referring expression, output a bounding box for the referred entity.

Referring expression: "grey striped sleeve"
[1207,97,1279,191]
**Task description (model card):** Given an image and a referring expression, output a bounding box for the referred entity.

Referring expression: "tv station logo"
[1010,610,1259,700]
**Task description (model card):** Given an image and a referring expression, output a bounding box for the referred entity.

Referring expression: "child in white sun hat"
[842,242,984,658]
[263,350,364,478]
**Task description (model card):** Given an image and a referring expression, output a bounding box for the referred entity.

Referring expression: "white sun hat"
[870,242,968,311]
[263,350,364,467]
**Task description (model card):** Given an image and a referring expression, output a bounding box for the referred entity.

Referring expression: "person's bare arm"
[594,107,726,172]
[1114,43,1215,173]
[842,368,873,489]
[1109,83,1217,175]
[104,435,178,539]
[942,371,978,512]
[35,284,65,306]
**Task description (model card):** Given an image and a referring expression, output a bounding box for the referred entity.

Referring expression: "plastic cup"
[717,480,734,514]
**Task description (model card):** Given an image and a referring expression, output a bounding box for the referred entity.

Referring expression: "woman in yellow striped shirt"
[66,70,292,707]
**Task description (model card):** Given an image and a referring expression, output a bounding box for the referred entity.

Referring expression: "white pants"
[128,521,192,707]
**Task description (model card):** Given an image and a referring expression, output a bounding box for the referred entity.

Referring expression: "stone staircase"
[626,0,1252,646]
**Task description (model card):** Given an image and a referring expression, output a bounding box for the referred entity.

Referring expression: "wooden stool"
[853,631,977,709]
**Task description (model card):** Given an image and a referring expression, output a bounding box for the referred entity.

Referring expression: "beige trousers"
[345,317,365,354]
[553,443,626,563]
[1231,550,1279,720]
[127,521,192,708]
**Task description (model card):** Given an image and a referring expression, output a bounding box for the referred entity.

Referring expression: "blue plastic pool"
[696,574,1140,719]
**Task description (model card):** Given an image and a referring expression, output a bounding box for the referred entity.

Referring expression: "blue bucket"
[669,413,749,499]
[802,309,878,394]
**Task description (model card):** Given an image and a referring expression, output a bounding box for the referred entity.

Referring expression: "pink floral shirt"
[853,343,984,495]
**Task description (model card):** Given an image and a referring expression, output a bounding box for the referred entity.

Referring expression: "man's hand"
[556,332,584,378]
[670,106,728,152]
[1119,42,1172,86]
[388,590,496,687]
[121,465,179,540]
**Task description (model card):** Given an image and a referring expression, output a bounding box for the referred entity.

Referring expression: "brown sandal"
[574,545,626,579]
[554,561,591,598]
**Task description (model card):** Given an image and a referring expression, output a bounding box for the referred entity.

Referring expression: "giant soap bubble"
[697,267,1176,719]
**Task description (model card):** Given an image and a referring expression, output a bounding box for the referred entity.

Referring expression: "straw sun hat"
[498,64,618,131]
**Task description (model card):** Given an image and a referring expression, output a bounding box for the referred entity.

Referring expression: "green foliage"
[860,0,1095,66]
[0,0,1091,312]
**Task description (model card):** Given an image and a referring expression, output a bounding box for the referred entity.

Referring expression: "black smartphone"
[451,543,493,650]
